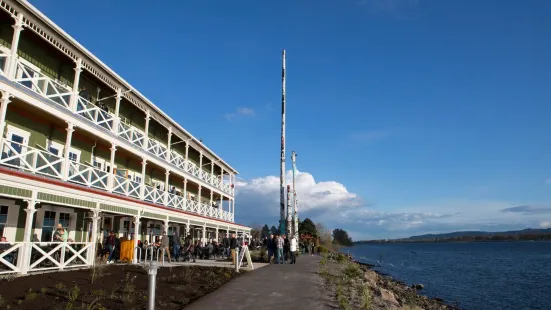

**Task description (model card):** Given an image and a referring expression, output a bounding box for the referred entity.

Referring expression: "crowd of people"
[260,234,316,264]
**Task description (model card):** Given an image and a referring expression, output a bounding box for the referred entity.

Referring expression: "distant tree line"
[356,232,551,244]
[249,218,354,247]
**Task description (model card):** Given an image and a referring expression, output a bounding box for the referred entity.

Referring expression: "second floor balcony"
[0,137,234,222]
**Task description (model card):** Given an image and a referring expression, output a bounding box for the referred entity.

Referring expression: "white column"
[199,152,203,178]
[197,185,202,208]
[70,58,83,112]
[186,219,190,238]
[209,190,213,208]
[219,195,223,209]
[20,191,37,275]
[0,92,11,147]
[164,170,170,206]
[184,142,190,171]
[184,179,187,203]
[215,226,219,242]
[143,110,151,152]
[220,167,225,189]
[132,215,141,264]
[108,143,117,191]
[202,224,207,244]
[163,220,169,234]
[113,88,122,135]
[7,13,24,79]
[166,127,172,163]
[88,208,101,264]
[140,158,147,199]
[62,122,75,181]
[210,162,214,184]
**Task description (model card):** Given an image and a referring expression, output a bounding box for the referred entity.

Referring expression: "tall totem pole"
[279,50,287,235]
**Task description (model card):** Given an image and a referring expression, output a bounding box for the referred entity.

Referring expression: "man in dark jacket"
[222,234,230,258]
[266,234,274,263]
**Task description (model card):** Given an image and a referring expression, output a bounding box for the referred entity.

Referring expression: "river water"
[346,242,551,310]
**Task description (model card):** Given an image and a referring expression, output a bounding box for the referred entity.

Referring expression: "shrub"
[318,245,329,254]
[343,263,362,279]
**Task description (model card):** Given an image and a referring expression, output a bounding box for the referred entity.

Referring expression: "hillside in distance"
[356,228,551,243]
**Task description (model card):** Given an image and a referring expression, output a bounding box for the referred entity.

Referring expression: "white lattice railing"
[169,150,186,170]
[143,184,164,205]
[67,161,109,190]
[14,61,72,109]
[28,242,92,272]
[167,192,186,210]
[0,242,23,275]
[0,139,64,179]
[113,176,141,199]
[118,122,145,148]
[146,138,167,161]
[186,161,200,178]
[75,97,116,131]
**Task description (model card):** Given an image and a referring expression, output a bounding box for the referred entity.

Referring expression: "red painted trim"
[0,166,249,228]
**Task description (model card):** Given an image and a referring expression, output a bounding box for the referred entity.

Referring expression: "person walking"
[290,235,297,264]
[105,231,116,264]
[229,233,237,265]
[276,234,284,264]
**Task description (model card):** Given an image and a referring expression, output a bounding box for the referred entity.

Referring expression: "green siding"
[143,211,165,220]
[71,137,92,164]
[0,16,13,49]
[14,200,26,242]
[118,101,145,131]
[0,185,32,198]
[148,121,168,144]
[74,210,87,242]
[37,192,95,209]
[17,34,74,88]
[5,108,58,150]
[99,203,137,215]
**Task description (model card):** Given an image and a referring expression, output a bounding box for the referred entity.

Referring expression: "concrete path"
[185,255,330,310]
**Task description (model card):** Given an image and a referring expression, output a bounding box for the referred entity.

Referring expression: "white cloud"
[225,107,255,120]
[234,169,550,240]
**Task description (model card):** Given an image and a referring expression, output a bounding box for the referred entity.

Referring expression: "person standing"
[290,235,297,264]
[276,234,284,264]
[223,234,230,259]
[159,231,172,262]
[172,230,180,262]
[229,233,237,265]
[105,231,116,264]
[266,234,274,263]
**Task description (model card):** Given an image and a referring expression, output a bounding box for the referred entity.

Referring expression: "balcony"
[0,138,234,222]
[3,58,234,196]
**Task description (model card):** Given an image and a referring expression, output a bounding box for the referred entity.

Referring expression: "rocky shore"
[319,253,459,310]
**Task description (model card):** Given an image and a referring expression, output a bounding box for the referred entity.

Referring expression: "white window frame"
[68,148,81,163]
[46,140,64,156]
[33,205,77,243]
[5,125,30,144]
[0,198,19,242]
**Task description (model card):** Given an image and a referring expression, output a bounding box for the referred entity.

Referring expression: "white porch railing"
[75,97,116,131]
[118,122,146,148]
[146,138,167,161]
[67,161,109,190]
[0,139,64,179]
[143,184,165,205]
[167,192,186,210]
[186,161,200,178]
[169,150,186,170]
[113,176,141,199]
[28,242,92,272]
[13,61,72,109]
[0,242,23,275]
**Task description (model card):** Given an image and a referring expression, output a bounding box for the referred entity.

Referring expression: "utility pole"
[279,49,287,235]
[292,151,299,239]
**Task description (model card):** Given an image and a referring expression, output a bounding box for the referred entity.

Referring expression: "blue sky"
[31,0,551,239]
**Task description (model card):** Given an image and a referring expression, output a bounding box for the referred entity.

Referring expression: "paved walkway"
[185,255,329,310]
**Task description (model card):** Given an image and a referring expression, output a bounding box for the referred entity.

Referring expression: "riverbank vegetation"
[0,263,241,309]
[318,253,457,310]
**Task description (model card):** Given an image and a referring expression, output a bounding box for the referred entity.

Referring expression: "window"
[0,206,8,238]
[41,211,56,242]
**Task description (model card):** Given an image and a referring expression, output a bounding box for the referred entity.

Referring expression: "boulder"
[363,270,379,287]
[412,284,424,290]
[376,288,400,307]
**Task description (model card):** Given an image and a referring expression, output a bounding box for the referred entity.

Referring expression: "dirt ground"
[0,264,242,310]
